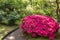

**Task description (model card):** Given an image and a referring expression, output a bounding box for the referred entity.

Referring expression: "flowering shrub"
[20,15,59,40]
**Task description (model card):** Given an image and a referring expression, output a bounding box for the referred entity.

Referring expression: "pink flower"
[20,14,59,40]
[26,29,32,34]
[49,33,55,40]
[31,33,37,37]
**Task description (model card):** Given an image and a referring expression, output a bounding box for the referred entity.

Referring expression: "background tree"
[56,0,60,23]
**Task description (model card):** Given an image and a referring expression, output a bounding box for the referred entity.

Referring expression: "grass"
[0,25,17,40]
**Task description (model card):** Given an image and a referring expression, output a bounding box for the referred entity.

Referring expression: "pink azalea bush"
[20,15,59,40]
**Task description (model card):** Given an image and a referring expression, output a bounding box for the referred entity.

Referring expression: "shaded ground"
[0,25,17,40]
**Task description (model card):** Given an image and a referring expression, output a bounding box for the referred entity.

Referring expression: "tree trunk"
[56,0,60,23]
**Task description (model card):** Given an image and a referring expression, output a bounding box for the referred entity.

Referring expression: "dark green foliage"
[0,10,5,23]
[0,0,19,25]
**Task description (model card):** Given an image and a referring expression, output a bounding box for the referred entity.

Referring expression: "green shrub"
[0,0,58,25]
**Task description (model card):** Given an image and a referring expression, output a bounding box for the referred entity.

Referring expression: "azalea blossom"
[20,15,59,40]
